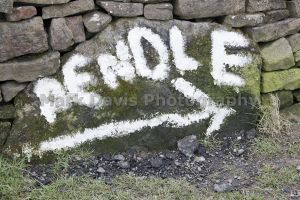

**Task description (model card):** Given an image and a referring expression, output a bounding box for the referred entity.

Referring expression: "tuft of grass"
[251,137,282,157]
[0,157,34,200]
[30,175,202,200]
[258,95,292,137]
[257,164,299,190]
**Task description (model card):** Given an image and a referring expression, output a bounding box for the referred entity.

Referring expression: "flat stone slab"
[42,0,95,19]
[96,1,143,17]
[15,0,70,4]
[261,68,300,93]
[174,0,245,19]
[0,51,60,82]
[223,13,265,27]
[5,6,37,22]
[245,18,300,42]
[144,3,173,21]
[247,0,286,13]
[0,17,49,62]
[1,81,28,102]
[260,38,295,71]
[5,18,261,159]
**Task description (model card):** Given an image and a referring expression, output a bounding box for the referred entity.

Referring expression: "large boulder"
[5,18,261,159]
[0,17,49,62]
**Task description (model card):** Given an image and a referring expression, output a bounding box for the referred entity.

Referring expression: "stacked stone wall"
[0,0,300,158]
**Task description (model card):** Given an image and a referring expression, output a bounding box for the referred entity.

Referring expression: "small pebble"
[112,154,125,161]
[117,161,130,169]
[97,167,105,173]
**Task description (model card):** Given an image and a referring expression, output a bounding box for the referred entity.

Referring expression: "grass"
[258,94,292,137]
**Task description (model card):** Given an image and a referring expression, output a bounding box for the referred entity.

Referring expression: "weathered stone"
[1,82,28,102]
[144,3,173,21]
[49,18,74,51]
[0,122,11,146]
[287,0,300,17]
[65,16,86,44]
[0,17,48,62]
[245,18,300,42]
[5,6,37,22]
[15,0,70,4]
[281,103,300,116]
[42,0,95,19]
[174,0,245,19]
[132,0,170,2]
[0,105,16,119]
[150,157,163,168]
[265,9,290,23]
[6,18,261,158]
[177,135,199,157]
[261,68,300,93]
[294,90,300,102]
[223,13,265,28]
[0,51,60,82]
[83,11,112,33]
[96,1,143,17]
[0,0,13,13]
[260,38,295,71]
[287,33,300,53]
[247,0,286,13]
[261,90,294,109]
[294,50,300,62]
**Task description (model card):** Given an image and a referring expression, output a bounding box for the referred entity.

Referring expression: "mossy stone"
[261,90,294,109]
[294,90,300,102]
[0,104,16,120]
[261,68,300,93]
[260,38,295,71]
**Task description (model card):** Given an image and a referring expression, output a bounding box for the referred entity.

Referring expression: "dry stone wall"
[0,0,299,160]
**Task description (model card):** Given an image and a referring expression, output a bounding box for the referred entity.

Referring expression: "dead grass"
[258,95,292,137]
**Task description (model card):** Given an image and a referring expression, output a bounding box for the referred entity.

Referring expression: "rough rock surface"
[247,0,286,13]
[287,33,300,53]
[0,0,13,14]
[261,90,294,109]
[15,0,70,4]
[281,103,300,116]
[287,0,300,17]
[0,17,48,62]
[245,18,300,42]
[260,38,295,71]
[177,135,199,157]
[0,122,11,146]
[65,16,86,44]
[144,3,173,21]
[223,13,265,27]
[261,69,300,93]
[49,18,74,51]
[294,90,300,102]
[0,51,60,82]
[42,0,95,19]
[265,9,290,23]
[97,1,143,17]
[5,6,37,22]
[0,105,16,120]
[174,0,245,19]
[83,11,112,33]
[1,82,28,102]
[7,18,261,158]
